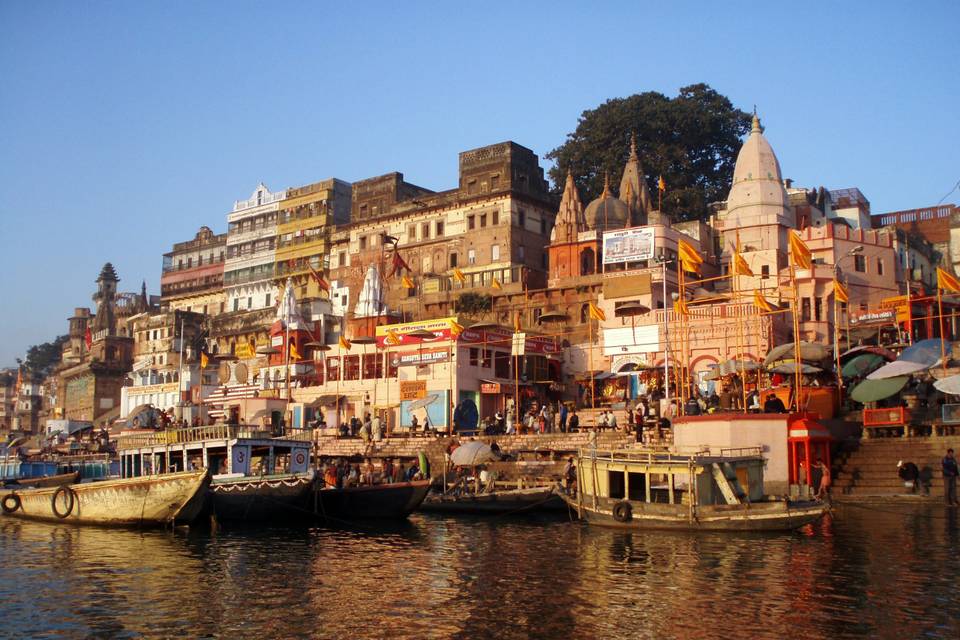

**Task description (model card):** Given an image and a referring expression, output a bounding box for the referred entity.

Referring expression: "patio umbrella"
[934,374,960,396]
[839,345,897,362]
[866,360,932,380]
[849,376,910,403]
[450,441,497,466]
[899,338,946,366]
[764,342,831,366]
[407,394,440,412]
[769,362,822,375]
[841,353,887,379]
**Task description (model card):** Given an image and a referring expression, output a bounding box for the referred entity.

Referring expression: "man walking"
[943,448,959,506]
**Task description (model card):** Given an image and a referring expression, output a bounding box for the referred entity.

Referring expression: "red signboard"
[459,328,560,354]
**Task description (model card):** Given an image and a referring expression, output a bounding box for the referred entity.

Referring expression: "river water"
[1,504,958,639]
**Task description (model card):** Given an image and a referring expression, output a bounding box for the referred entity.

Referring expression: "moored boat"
[209,472,316,522]
[561,447,828,531]
[4,471,79,489]
[0,470,209,527]
[315,480,432,520]
[421,485,562,515]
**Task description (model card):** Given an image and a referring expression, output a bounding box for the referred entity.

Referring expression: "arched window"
[580,248,595,276]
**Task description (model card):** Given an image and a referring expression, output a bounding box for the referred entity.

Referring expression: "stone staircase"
[833,436,960,500]
[315,431,636,479]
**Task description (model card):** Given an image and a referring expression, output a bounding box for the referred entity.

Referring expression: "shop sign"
[850,309,897,326]
[481,383,500,394]
[375,317,457,346]
[393,348,451,367]
[511,333,526,356]
[400,380,427,401]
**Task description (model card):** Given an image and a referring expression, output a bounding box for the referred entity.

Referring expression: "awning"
[866,360,931,380]
[764,342,830,366]
[841,353,886,379]
[306,395,343,407]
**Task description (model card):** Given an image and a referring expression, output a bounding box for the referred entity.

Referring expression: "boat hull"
[421,486,562,515]
[0,471,210,527]
[316,480,431,520]
[209,473,316,522]
[4,471,80,489]
[560,493,828,532]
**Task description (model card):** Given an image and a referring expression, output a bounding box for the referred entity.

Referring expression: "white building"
[224,183,288,313]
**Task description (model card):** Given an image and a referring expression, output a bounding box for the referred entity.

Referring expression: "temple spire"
[550,168,586,243]
[619,136,653,225]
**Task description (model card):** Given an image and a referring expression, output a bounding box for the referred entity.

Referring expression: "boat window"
[608,470,625,499]
[627,472,646,502]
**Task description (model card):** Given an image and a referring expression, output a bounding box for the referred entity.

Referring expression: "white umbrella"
[450,441,496,466]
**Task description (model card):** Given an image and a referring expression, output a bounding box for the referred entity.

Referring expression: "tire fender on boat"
[1,493,21,514]
[52,486,77,519]
[612,500,632,523]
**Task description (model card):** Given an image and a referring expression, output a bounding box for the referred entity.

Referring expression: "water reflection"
[0,506,958,639]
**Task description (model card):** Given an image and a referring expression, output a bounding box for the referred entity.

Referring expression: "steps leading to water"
[833,436,960,499]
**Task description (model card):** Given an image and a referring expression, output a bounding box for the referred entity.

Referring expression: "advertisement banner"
[602,227,656,265]
[399,380,427,401]
[391,347,451,367]
[459,327,560,354]
[601,325,660,356]
[375,317,457,347]
[850,309,897,326]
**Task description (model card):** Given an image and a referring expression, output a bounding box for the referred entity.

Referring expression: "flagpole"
[938,284,947,375]
[834,282,843,397]
[676,259,686,415]
[734,233,747,413]
[790,260,802,413]
[588,314,595,418]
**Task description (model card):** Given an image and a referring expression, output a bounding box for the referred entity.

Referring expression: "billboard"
[602,227,655,265]
[601,325,660,356]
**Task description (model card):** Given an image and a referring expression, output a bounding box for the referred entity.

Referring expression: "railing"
[580,446,762,464]
[863,407,909,427]
[116,425,314,450]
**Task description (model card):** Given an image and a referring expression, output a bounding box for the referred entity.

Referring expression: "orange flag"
[733,252,753,277]
[588,302,606,322]
[788,230,812,270]
[834,280,849,304]
[677,239,703,274]
[937,267,960,293]
[754,290,777,313]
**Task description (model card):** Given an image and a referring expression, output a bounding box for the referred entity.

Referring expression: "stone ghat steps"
[833,437,960,497]
[315,431,636,474]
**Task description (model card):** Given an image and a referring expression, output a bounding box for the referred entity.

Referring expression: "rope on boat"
[213,478,309,493]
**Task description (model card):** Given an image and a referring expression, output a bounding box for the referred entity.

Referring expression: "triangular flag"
[588,302,606,321]
[449,320,464,338]
[452,268,466,284]
[833,280,849,304]
[386,329,401,346]
[733,252,753,277]
[308,263,330,291]
[338,336,352,350]
[390,251,411,278]
[289,343,302,361]
[673,299,690,316]
[401,275,415,289]
[514,311,523,333]
[200,352,209,369]
[491,278,502,291]
[754,290,777,313]
[937,267,960,293]
[788,230,812,270]
[677,239,703,274]
[658,176,666,192]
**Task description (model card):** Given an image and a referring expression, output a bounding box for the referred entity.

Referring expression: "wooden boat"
[115,424,316,524]
[315,480,432,519]
[420,485,562,515]
[0,470,210,527]
[561,447,828,532]
[3,471,80,489]
[209,472,316,522]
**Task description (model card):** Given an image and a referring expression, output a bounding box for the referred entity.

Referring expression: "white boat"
[560,447,828,531]
[0,470,209,527]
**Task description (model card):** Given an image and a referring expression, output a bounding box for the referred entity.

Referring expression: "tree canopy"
[23,335,67,379]
[546,84,751,222]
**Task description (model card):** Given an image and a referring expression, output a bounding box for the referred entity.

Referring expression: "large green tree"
[23,335,67,379]
[546,84,751,222]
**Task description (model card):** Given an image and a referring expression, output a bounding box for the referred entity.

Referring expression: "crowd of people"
[318,456,425,489]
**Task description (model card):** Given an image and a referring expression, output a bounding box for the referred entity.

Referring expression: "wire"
[937,178,960,205]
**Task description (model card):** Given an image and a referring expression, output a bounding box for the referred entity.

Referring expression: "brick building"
[160,226,228,315]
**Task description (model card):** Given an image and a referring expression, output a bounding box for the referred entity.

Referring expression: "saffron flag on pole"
[788,230,812,270]
[452,268,466,284]
[677,239,703,274]
[937,267,960,293]
[401,275,415,289]
[308,263,330,292]
[732,251,754,277]
[385,330,401,346]
[833,280,849,304]
[390,251,411,278]
[200,352,209,370]
[491,277,502,291]
[338,336,352,350]
[449,320,464,338]
[658,176,666,192]
[588,302,606,321]
[289,343,302,361]
[514,311,523,333]
[754,290,777,313]
[673,299,690,316]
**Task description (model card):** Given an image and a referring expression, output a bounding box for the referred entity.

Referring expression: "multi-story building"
[327,141,558,323]
[0,369,16,432]
[224,183,288,313]
[273,178,351,301]
[57,264,135,424]
[873,204,955,248]
[160,226,227,314]
[120,309,216,421]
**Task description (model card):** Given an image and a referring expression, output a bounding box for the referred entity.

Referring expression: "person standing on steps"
[942,448,959,506]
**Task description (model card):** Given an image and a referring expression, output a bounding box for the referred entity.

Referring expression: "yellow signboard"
[399,380,427,401]
[376,316,458,337]
[235,343,256,359]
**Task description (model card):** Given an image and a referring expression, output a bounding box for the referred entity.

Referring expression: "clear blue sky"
[2,1,958,367]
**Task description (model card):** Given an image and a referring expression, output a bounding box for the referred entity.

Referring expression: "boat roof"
[580,447,764,466]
